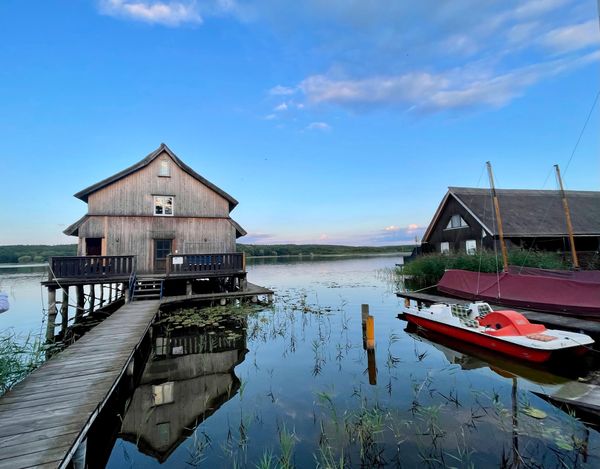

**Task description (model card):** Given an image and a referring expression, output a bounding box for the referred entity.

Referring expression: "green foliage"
[402,250,567,284]
[0,331,45,395]
[0,244,77,264]
[237,243,414,257]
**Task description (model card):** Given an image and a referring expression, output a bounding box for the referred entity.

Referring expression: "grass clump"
[0,330,45,395]
[401,249,567,285]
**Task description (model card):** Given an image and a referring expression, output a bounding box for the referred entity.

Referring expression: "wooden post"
[125,282,130,303]
[108,283,113,303]
[361,304,369,350]
[367,348,377,385]
[99,283,104,307]
[75,285,84,321]
[366,315,375,350]
[555,164,579,269]
[89,284,95,314]
[46,287,57,342]
[186,281,192,297]
[242,252,246,271]
[60,288,69,336]
[487,161,509,272]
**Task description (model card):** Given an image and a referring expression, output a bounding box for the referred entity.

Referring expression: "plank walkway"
[160,282,274,306]
[0,300,161,469]
[396,291,600,336]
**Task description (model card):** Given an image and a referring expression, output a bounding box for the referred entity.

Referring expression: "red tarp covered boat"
[438,267,600,318]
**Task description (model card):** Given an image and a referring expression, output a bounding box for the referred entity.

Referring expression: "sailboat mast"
[554,164,580,269]
[487,161,509,272]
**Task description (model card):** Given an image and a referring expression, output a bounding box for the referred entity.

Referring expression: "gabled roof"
[423,186,600,241]
[63,215,87,236]
[73,143,239,211]
[230,218,247,238]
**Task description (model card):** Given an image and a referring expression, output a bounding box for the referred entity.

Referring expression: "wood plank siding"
[87,155,229,217]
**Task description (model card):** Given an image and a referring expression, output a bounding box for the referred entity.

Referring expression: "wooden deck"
[396,290,600,336]
[0,300,161,469]
[160,282,273,306]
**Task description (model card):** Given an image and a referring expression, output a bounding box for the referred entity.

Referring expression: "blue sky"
[1,0,598,246]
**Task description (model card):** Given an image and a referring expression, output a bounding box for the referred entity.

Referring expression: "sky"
[1,0,598,246]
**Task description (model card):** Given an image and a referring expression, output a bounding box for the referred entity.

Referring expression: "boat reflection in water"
[118,317,247,462]
[404,322,574,386]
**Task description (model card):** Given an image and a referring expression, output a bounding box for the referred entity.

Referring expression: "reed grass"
[0,330,45,395]
[401,250,566,284]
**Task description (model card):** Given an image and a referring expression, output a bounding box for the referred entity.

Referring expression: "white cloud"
[539,20,600,53]
[296,50,600,113]
[306,121,331,131]
[274,102,288,112]
[99,0,202,26]
[269,85,297,96]
[264,113,277,120]
[384,225,400,232]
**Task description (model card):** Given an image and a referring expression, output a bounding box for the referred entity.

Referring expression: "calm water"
[2,257,599,467]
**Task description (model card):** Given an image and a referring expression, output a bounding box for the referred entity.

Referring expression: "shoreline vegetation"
[0,243,415,265]
[399,250,568,285]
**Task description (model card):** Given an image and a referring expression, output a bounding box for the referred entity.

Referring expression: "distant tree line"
[236,243,415,257]
[0,243,415,264]
[0,245,77,264]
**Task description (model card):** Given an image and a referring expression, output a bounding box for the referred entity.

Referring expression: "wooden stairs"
[132,277,164,301]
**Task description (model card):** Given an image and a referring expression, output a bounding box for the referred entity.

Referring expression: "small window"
[152,382,174,406]
[159,159,170,177]
[154,196,174,216]
[466,239,477,255]
[446,214,468,229]
[440,242,450,253]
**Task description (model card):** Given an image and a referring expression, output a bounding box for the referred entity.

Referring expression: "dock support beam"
[60,288,69,336]
[46,287,57,342]
[89,285,95,314]
[186,281,192,297]
[99,284,104,307]
[75,285,84,322]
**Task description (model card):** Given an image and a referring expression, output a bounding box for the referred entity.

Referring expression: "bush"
[402,250,567,285]
[17,255,33,264]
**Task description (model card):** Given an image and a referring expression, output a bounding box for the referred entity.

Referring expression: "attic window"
[446,214,468,229]
[159,159,170,177]
[154,196,174,216]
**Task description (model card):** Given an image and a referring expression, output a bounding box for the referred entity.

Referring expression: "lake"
[1,256,599,467]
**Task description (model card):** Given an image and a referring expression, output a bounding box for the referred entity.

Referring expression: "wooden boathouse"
[42,143,253,342]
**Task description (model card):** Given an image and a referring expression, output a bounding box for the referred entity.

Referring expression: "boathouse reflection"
[119,322,247,462]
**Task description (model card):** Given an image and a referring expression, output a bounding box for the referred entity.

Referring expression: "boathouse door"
[154,239,172,272]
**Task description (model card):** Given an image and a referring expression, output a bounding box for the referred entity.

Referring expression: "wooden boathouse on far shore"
[42,143,260,342]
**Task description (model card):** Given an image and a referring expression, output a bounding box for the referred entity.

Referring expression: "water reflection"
[118,317,247,462]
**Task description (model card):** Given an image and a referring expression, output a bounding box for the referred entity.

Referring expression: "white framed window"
[154,196,174,216]
[152,382,174,406]
[158,159,170,177]
[446,214,468,229]
[466,239,477,255]
[440,242,450,253]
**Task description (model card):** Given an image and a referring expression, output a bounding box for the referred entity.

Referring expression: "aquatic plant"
[0,330,45,395]
[400,250,567,285]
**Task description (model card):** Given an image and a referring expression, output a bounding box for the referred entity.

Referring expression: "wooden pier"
[0,300,160,468]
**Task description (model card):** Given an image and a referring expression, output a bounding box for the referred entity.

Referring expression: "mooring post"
[124,282,130,303]
[186,280,192,296]
[46,287,57,342]
[365,314,377,385]
[361,304,369,350]
[60,288,69,336]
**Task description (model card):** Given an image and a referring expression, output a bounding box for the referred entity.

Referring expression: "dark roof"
[73,143,238,211]
[230,218,247,238]
[423,186,600,240]
[63,215,87,236]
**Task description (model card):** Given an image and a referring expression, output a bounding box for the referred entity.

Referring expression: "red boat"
[402,300,594,363]
[438,268,600,318]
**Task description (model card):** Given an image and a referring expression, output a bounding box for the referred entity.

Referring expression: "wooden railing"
[49,256,136,280]
[166,252,244,275]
